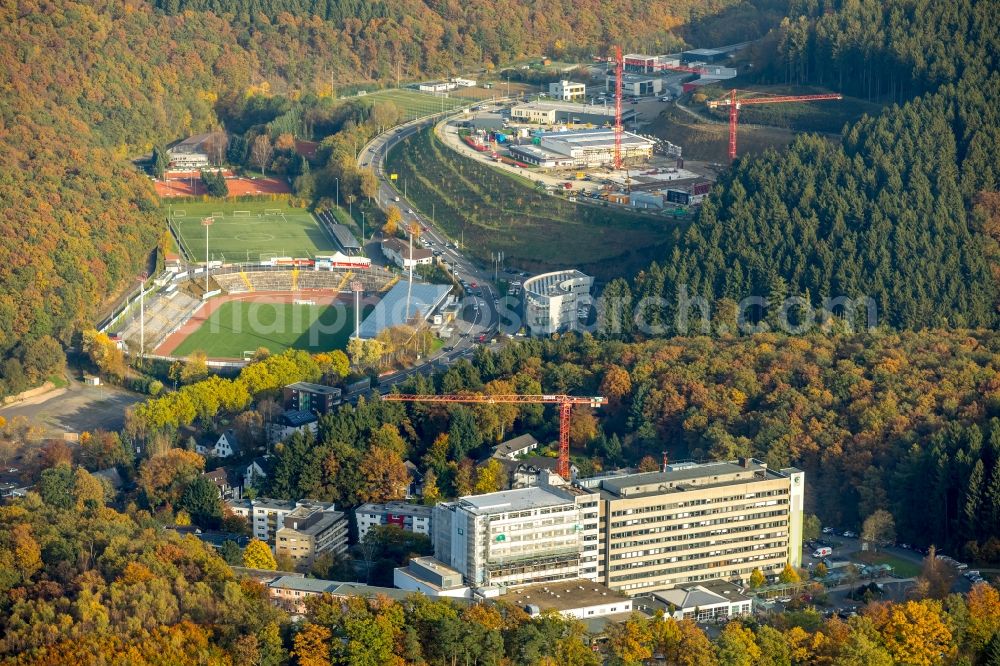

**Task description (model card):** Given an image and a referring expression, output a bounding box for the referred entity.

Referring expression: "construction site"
[443,44,842,214]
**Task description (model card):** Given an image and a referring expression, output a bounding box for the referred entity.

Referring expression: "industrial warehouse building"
[523,270,594,335]
[509,129,654,168]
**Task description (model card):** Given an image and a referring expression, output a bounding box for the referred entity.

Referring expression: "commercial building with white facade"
[548,80,586,101]
[523,270,594,336]
[605,73,663,97]
[356,501,433,540]
[509,101,636,126]
[433,483,601,589]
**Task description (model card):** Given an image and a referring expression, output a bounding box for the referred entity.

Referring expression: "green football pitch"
[171,300,364,358]
[166,201,337,262]
[364,90,469,120]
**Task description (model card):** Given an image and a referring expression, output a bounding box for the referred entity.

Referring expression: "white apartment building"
[227,498,298,544]
[523,270,594,336]
[355,502,433,540]
[227,498,344,547]
[433,482,600,589]
[549,80,586,101]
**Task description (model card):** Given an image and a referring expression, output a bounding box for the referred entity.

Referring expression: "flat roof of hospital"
[457,484,591,514]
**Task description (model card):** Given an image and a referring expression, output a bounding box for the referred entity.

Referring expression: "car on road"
[822,527,834,534]
[843,530,857,538]
[394,196,400,201]
[443,346,454,352]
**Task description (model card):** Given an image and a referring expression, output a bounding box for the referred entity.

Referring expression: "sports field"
[365,90,472,120]
[170,299,362,358]
[166,200,336,262]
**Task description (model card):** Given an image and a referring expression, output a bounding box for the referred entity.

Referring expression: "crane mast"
[707,89,843,160]
[382,393,605,480]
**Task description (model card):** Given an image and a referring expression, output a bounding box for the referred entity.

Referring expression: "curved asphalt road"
[356,107,515,390]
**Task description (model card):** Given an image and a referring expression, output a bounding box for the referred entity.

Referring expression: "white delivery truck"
[812,546,833,558]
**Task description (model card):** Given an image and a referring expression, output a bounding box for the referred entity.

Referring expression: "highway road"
[356,107,516,390]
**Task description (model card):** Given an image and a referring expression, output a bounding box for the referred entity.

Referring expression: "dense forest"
[615,0,1000,332]
[774,0,1000,102]
[2,476,1000,664]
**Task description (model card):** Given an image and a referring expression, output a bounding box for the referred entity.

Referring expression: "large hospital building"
[425,458,804,596]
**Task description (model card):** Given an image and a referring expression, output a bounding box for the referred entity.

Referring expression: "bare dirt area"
[0,378,145,438]
[154,173,292,197]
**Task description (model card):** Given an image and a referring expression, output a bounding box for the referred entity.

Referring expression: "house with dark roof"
[202,467,241,500]
[268,410,319,443]
[492,434,539,460]
[245,455,278,490]
[196,429,242,459]
[479,454,580,490]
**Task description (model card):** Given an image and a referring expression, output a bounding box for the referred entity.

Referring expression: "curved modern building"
[523,270,593,336]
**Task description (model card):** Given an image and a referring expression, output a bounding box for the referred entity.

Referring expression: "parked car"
[822,527,834,534]
[843,530,858,538]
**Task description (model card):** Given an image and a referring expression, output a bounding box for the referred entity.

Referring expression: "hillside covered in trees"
[614,0,1000,332]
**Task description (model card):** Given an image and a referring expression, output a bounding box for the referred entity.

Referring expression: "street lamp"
[335,177,340,208]
[351,281,364,339]
[201,216,214,292]
[137,273,148,363]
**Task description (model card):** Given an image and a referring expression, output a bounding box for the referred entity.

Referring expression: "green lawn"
[172,301,365,358]
[364,90,469,121]
[385,127,687,279]
[166,200,336,262]
[851,551,923,578]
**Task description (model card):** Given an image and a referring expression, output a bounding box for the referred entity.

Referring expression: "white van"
[812,546,832,558]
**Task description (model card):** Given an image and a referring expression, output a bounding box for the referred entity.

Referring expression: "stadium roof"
[357,281,452,339]
[329,224,361,250]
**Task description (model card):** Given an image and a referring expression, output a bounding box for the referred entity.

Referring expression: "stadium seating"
[213,267,398,295]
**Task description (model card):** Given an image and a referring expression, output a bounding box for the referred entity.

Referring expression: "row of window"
[611,509,789,535]
[611,524,788,552]
[609,552,785,583]
[610,500,788,529]
[610,533,787,560]
[609,540,787,571]
[610,488,788,517]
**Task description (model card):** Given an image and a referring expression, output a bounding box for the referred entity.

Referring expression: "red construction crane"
[613,46,623,171]
[382,393,605,480]
[707,89,843,160]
